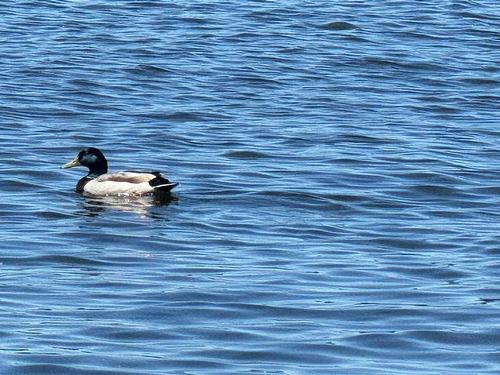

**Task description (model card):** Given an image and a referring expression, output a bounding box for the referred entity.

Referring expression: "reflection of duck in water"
[81,193,176,218]
[62,147,178,196]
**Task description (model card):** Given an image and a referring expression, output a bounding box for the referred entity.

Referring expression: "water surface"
[0,1,499,374]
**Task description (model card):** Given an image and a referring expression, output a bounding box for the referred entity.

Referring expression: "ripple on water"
[320,21,357,31]
[223,150,270,159]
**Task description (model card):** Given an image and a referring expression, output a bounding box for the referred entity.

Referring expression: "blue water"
[0,1,499,374]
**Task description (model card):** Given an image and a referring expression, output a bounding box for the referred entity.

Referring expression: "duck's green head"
[62,147,108,177]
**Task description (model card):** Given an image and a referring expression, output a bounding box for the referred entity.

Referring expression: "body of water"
[0,1,499,374]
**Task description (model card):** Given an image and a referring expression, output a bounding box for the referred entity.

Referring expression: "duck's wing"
[124,171,177,191]
[125,170,161,176]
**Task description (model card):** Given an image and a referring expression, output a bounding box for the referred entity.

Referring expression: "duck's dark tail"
[149,176,178,192]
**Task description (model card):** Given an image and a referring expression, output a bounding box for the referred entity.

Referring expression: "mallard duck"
[62,147,178,196]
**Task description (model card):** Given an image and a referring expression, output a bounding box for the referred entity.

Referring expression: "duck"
[62,147,178,196]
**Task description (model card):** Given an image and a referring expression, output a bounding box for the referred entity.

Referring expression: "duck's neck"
[87,162,108,179]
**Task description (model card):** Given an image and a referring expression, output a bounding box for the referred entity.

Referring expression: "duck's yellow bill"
[62,157,80,169]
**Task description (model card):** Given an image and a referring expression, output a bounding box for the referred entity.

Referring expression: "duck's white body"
[83,172,176,196]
